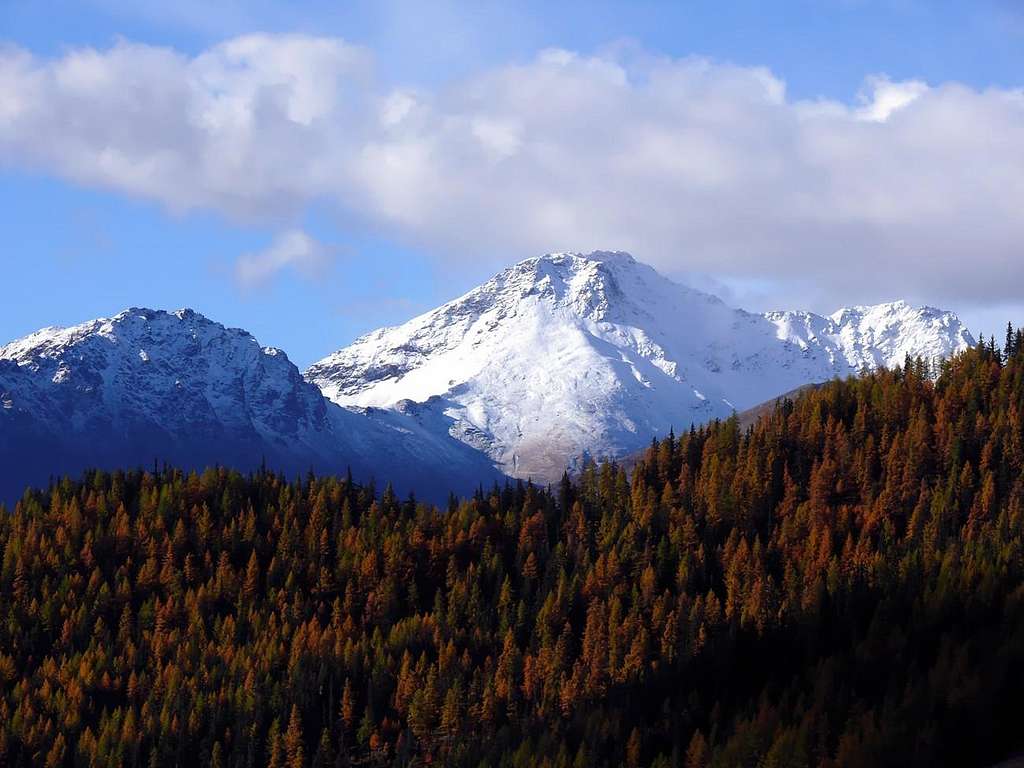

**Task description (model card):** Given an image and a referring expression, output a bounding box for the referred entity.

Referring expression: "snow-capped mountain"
[0,257,975,500]
[0,308,504,502]
[307,251,973,484]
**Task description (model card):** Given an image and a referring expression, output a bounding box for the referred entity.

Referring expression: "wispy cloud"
[234,229,333,291]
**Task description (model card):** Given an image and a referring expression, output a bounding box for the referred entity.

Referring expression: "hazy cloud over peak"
[2,34,1023,312]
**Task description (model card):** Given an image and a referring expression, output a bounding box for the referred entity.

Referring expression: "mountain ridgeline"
[307,251,973,483]
[0,308,506,504]
[0,252,972,503]
[2,331,1024,767]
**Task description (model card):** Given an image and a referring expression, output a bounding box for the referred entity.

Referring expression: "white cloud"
[2,35,1024,312]
[855,76,929,122]
[234,229,333,290]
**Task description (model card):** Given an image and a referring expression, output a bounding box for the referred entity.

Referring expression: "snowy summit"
[307,251,974,483]
[0,308,505,501]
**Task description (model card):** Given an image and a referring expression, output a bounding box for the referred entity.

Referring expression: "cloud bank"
[2,34,1023,310]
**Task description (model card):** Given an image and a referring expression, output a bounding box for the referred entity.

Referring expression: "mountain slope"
[0,308,504,502]
[307,251,973,483]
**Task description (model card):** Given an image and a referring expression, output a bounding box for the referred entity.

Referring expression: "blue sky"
[3,0,1023,367]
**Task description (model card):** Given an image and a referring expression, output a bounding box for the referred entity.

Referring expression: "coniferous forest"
[2,331,1024,768]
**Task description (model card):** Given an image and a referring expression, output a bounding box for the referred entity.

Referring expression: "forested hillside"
[1,328,1023,767]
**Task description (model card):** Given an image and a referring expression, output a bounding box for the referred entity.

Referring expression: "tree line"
[1,327,1024,766]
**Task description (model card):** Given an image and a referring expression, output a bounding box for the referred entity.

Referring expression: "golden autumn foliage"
[1,332,1024,766]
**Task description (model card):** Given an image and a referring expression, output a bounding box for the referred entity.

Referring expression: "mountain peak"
[536,250,637,266]
[828,299,967,323]
[0,306,260,368]
[113,306,207,323]
[829,299,909,323]
[503,251,642,289]
[308,251,974,483]
[502,249,638,281]
[1,306,506,502]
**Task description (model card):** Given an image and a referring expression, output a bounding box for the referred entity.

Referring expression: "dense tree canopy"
[2,330,1024,767]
